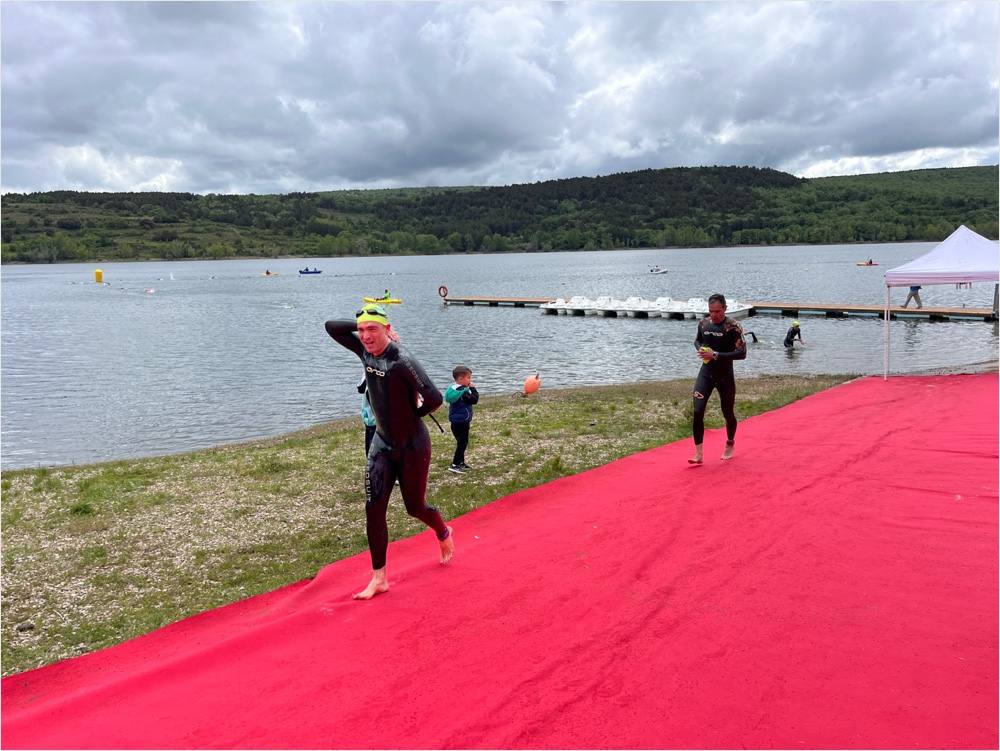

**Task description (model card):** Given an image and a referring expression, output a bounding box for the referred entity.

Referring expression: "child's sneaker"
[448,464,465,474]
[459,462,472,471]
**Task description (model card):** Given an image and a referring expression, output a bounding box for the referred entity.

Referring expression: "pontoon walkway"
[441,295,997,321]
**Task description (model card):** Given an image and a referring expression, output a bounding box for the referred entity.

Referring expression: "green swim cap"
[356,304,389,326]
[792,320,800,327]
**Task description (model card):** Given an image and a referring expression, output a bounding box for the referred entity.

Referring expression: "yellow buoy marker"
[94,269,103,283]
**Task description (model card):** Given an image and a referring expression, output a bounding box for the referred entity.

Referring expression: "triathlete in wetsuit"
[690,293,747,464]
[326,305,453,600]
[783,321,803,348]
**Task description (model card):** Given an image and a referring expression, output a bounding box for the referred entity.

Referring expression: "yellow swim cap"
[792,320,800,327]
[356,304,389,326]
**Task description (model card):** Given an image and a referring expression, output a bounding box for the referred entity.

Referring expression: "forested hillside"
[1,165,996,263]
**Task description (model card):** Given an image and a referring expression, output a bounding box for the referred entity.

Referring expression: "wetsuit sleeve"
[694,320,705,350]
[716,322,747,361]
[325,320,364,359]
[400,355,444,417]
[463,387,480,405]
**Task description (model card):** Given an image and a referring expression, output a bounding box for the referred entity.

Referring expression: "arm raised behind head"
[325,320,365,358]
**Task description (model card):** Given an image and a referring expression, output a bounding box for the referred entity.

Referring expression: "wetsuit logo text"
[366,366,386,377]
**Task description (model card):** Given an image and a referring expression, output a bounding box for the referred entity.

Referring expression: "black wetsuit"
[693,316,747,445]
[783,327,802,348]
[326,320,449,570]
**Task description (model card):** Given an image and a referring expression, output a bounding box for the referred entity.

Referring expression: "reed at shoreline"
[2,374,850,676]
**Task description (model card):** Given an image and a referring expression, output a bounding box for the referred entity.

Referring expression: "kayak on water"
[363,291,403,304]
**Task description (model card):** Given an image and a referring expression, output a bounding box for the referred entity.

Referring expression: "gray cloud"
[2,1,997,194]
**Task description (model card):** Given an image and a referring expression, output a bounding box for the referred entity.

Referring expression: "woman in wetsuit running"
[326,305,454,600]
[690,293,747,464]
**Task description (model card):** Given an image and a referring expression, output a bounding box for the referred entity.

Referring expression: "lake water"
[2,242,997,469]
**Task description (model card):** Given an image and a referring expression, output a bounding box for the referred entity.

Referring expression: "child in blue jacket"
[444,366,479,474]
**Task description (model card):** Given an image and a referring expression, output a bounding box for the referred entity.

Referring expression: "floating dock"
[745,300,996,322]
[442,295,997,322]
[443,295,552,307]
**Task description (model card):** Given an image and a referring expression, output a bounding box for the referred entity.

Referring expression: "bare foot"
[353,569,389,600]
[721,441,735,461]
[688,446,703,465]
[439,526,455,564]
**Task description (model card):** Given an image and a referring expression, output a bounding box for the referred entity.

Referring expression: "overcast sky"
[2,1,997,195]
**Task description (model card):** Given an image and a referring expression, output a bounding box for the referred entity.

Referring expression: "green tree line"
[1,165,996,263]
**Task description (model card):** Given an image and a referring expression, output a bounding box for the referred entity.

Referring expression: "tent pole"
[883,286,890,380]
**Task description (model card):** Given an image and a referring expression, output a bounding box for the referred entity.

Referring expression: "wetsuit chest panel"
[697,317,745,376]
[699,319,737,346]
[362,345,425,448]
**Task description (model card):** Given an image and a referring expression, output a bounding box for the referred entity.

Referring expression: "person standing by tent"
[690,293,747,464]
[326,304,454,600]
[903,285,923,308]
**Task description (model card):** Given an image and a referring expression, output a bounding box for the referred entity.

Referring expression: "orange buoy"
[523,373,541,395]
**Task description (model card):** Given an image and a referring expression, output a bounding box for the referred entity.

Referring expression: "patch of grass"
[67,516,110,534]
[79,545,108,565]
[90,571,131,590]
[69,500,95,516]
[243,456,302,478]
[140,492,174,508]
[1,374,851,676]
[260,481,303,497]
[32,469,61,494]
[74,464,164,513]
[2,503,24,527]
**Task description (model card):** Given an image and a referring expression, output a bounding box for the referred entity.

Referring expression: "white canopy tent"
[882,225,999,378]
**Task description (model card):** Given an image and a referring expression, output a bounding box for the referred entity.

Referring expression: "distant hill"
[1,164,996,263]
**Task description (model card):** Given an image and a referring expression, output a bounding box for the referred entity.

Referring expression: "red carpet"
[3,375,997,749]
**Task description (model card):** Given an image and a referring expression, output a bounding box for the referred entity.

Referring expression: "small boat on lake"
[856,260,879,266]
[649,266,668,274]
[298,268,322,275]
